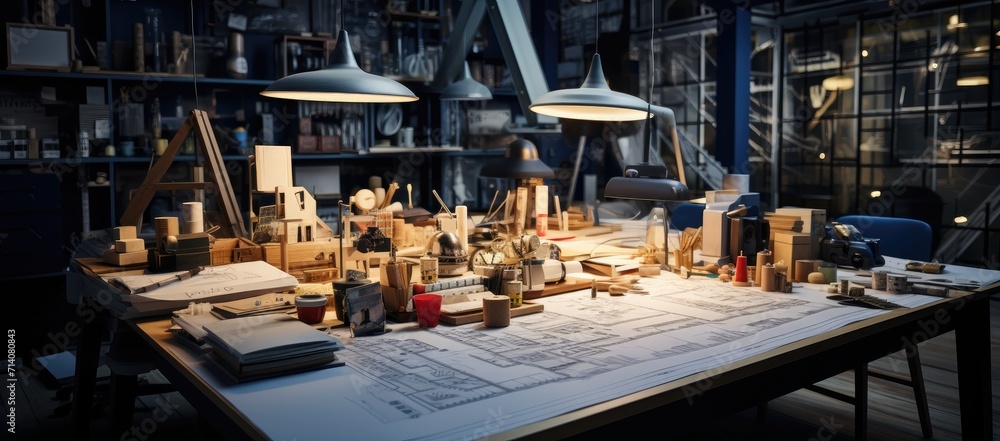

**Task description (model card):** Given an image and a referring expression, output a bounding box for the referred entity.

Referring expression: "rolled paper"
[456,205,468,253]
[755,249,772,286]
[872,270,888,291]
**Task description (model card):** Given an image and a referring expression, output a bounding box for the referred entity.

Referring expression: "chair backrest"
[669,203,705,230]
[834,215,933,261]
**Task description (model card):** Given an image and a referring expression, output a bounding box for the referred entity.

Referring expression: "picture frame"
[5,23,74,72]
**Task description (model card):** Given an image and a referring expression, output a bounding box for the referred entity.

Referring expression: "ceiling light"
[954,215,968,224]
[819,152,826,160]
[957,76,989,87]
[529,54,650,121]
[440,61,493,101]
[870,190,881,198]
[861,49,869,57]
[261,29,418,103]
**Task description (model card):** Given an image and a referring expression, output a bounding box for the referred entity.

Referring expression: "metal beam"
[431,0,555,127]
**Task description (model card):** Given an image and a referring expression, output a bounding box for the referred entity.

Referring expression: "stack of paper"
[201,314,345,383]
[101,261,298,319]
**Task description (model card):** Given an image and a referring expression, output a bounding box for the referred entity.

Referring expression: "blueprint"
[315,270,944,441]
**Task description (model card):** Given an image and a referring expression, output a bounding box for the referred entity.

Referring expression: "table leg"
[955,297,992,439]
[854,365,868,441]
[71,298,106,439]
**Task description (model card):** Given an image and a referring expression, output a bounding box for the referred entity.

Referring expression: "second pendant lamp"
[261,29,418,103]
[530,53,650,121]
[440,61,493,101]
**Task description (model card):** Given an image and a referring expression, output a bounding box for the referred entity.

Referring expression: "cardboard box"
[103,249,147,266]
[772,231,812,282]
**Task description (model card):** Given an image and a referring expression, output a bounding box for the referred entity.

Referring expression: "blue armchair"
[835,215,933,261]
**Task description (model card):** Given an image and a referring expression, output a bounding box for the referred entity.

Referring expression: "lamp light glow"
[946,14,967,30]
[529,54,650,121]
[954,215,968,224]
[822,75,855,91]
[861,49,869,57]
[261,29,417,103]
[870,190,881,198]
[957,76,989,87]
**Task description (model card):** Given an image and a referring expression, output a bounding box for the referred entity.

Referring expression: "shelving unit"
[0,0,529,279]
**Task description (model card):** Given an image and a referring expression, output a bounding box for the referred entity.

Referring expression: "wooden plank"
[439,301,543,325]
[523,278,593,300]
[155,182,215,191]
[193,109,247,238]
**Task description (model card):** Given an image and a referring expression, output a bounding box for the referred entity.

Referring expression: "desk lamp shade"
[530,54,650,122]
[604,169,690,202]
[261,29,418,103]
[440,62,493,101]
[480,139,554,179]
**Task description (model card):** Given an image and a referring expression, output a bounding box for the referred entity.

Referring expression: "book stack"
[201,314,346,383]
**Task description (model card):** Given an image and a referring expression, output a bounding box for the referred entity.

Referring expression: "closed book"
[202,314,344,365]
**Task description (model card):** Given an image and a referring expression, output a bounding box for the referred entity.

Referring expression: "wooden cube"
[115,238,145,253]
[773,231,812,282]
[113,226,137,240]
[103,249,147,266]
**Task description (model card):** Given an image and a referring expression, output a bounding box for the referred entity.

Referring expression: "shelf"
[0,69,274,86]
[0,155,248,165]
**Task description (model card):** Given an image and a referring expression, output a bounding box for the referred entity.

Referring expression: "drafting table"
[116,251,997,441]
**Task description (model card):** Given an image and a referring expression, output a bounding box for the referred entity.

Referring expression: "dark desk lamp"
[480,139,554,231]
[604,106,690,269]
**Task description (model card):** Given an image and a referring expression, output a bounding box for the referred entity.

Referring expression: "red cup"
[295,294,327,325]
[412,293,442,328]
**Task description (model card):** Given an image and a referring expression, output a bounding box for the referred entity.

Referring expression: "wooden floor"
[13,297,1000,440]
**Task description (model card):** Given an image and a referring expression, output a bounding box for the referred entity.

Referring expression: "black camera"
[729,216,770,265]
[820,222,884,269]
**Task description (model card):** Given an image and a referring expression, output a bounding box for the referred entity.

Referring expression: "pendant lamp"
[440,61,493,101]
[529,53,650,121]
[261,29,418,103]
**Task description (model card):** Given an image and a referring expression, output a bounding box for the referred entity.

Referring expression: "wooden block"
[115,238,145,253]
[113,226,137,240]
[103,249,147,266]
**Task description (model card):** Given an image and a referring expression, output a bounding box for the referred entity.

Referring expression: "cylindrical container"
[392,218,407,246]
[420,256,438,284]
[505,280,523,307]
[154,138,168,156]
[775,272,787,292]
[722,174,750,194]
[794,260,814,283]
[760,264,776,292]
[482,295,511,327]
[413,293,442,328]
[295,294,327,325]
[226,31,248,79]
[181,202,204,233]
[818,262,838,284]
[133,23,144,72]
[332,278,370,322]
[78,131,89,157]
[840,279,850,295]
[755,249,772,285]
[153,216,179,250]
[872,270,888,291]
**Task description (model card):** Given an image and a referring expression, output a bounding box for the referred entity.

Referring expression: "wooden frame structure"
[119,109,248,239]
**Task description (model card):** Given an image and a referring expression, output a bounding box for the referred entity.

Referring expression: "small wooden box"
[210,237,263,266]
[298,117,312,135]
[772,231,812,282]
[296,135,319,153]
[319,135,340,153]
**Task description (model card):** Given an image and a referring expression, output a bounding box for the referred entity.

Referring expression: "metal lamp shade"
[481,139,554,179]
[604,173,690,202]
[261,29,418,103]
[441,62,493,101]
[530,54,650,122]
